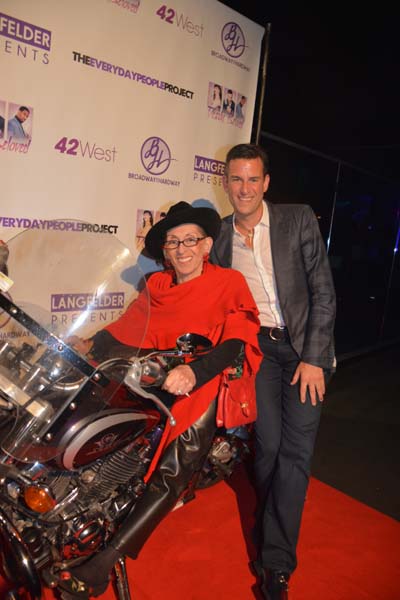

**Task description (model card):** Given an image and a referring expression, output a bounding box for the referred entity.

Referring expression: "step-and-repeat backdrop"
[0,0,263,253]
[0,0,263,336]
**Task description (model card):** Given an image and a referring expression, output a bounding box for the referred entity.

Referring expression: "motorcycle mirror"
[176,333,213,354]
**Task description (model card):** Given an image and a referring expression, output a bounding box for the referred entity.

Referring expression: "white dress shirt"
[232,203,286,328]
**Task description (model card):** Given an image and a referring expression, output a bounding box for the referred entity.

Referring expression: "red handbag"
[216,372,257,429]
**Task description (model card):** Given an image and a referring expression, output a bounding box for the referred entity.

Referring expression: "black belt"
[259,326,289,341]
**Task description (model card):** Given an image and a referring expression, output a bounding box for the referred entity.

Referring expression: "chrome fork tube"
[113,556,132,600]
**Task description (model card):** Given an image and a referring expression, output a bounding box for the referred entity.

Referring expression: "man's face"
[17,109,29,122]
[223,157,270,218]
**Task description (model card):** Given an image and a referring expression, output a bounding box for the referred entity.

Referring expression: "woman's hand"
[162,364,196,396]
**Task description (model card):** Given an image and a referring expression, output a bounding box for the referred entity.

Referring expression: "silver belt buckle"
[269,327,285,341]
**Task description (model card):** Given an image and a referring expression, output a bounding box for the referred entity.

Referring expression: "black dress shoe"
[265,570,289,600]
[250,561,290,600]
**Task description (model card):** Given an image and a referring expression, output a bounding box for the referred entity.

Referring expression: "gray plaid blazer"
[210,201,336,370]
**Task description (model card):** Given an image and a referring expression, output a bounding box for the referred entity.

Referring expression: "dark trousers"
[111,399,217,559]
[254,334,327,574]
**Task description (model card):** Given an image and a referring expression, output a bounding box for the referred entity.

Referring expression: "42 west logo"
[155,4,204,37]
[54,137,117,162]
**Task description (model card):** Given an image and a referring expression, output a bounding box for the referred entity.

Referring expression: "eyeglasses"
[162,236,206,250]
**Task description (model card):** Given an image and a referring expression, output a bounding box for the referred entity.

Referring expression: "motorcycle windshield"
[0,223,150,463]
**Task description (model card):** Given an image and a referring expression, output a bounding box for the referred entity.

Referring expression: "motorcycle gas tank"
[56,407,160,470]
[49,380,162,470]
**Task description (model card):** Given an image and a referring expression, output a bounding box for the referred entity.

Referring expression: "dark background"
[216,6,400,360]
[217,6,400,522]
[218,7,399,183]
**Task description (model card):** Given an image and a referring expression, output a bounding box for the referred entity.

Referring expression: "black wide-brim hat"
[145,201,221,260]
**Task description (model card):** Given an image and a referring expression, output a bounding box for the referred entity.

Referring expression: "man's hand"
[290,361,325,406]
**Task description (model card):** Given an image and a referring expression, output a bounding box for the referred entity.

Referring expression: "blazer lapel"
[267,201,290,265]
[211,216,233,267]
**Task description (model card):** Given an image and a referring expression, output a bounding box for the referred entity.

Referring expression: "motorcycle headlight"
[24,484,56,513]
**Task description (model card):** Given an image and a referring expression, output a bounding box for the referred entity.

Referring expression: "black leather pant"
[110,399,217,559]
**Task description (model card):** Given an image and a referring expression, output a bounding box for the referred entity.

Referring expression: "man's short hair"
[18,106,30,114]
[225,143,269,176]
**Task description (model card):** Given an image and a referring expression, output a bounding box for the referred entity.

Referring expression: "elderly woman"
[59,201,261,599]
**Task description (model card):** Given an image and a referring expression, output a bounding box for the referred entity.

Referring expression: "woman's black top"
[89,329,244,389]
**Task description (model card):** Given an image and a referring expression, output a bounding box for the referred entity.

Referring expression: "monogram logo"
[221,22,246,58]
[140,137,173,175]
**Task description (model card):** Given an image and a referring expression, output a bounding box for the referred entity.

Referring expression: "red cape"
[106,263,261,474]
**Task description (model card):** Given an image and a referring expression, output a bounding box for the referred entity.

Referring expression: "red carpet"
[1,465,399,599]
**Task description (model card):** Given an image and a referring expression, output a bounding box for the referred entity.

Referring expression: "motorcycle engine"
[0,430,156,568]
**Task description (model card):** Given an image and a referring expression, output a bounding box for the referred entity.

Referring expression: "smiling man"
[210,143,336,600]
[7,105,30,140]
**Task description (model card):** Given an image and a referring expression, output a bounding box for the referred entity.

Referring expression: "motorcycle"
[0,225,251,600]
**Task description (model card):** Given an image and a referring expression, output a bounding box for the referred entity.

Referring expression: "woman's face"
[143,211,152,224]
[163,223,212,284]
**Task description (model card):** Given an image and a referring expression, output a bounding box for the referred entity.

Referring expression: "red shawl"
[106,262,261,471]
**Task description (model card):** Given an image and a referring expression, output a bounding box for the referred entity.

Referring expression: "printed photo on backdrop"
[7,103,33,141]
[235,94,247,122]
[222,88,236,117]
[208,82,223,112]
[136,209,154,252]
[0,100,5,139]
